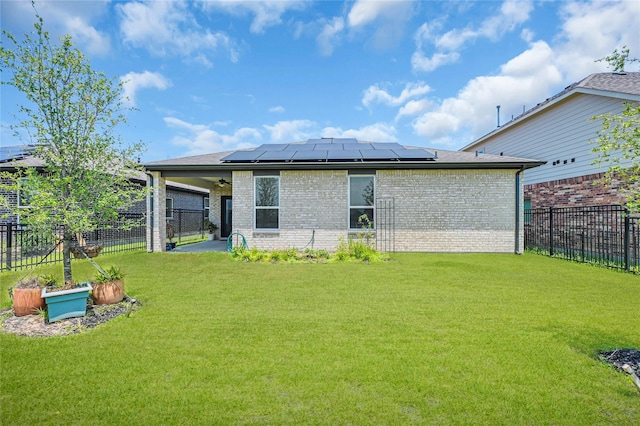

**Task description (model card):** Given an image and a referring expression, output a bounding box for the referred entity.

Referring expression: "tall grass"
[1,252,639,424]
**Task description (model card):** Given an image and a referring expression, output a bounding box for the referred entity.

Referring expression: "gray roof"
[144,139,544,171]
[0,147,208,193]
[578,72,640,96]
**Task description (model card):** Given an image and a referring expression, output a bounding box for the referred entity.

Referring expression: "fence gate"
[376,198,395,252]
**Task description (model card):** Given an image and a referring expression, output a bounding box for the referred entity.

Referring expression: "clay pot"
[92,279,125,305]
[12,287,45,316]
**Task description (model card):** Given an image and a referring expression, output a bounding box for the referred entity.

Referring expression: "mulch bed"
[600,349,640,376]
[1,297,139,337]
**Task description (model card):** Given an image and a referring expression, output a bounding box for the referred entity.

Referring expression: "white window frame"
[254,175,280,230]
[348,174,375,231]
[166,198,174,220]
[17,177,33,208]
[203,196,210,219]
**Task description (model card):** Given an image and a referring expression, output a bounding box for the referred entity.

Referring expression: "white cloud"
[263,120,317,142]
[121,71,172,107]
[317,17,345,56]
[409,0,639,148]
[164,117,262,155]
[553,0,640,81]
[412,41,562,146]
[363,82,432,109]
[347,0,415,49]
[269,106,286,113]
[412,0,533,73]
[117,1,238,65]
[396,99,431,121]
[200,0,307,34]
[1,0,111,56]
[411,51,460,72]
[321,123,397,142]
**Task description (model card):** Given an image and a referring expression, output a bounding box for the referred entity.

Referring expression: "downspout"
[515,167,524,254]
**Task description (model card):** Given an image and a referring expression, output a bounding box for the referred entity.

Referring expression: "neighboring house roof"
[461,72,640,151]
[0,146,208,194]
[145,138,544,172]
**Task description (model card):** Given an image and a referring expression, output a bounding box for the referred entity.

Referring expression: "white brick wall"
[228,168,522,253]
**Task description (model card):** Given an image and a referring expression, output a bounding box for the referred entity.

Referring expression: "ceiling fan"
[218,178,231,187]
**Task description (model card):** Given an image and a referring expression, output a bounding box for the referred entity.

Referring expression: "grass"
[1,251,639,424]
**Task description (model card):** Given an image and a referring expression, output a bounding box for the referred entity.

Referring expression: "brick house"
[0,146,208,225]
[143,138,543,253]
[460,72,640,209]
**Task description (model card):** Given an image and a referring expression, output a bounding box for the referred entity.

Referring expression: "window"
[18,178,34,208]
[524,198,531,224]
[255,176,279,229]
[203,196,209,219]
[349,175,374,229]
[166,198,174,219]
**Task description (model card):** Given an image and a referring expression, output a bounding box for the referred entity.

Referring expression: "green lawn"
[1,252,639,424]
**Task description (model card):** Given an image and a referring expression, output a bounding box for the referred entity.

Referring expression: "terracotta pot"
[12,287,45,316]
[92,279,125,305]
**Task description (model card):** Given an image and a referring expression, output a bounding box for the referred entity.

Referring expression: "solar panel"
[393,148,436,160]
[284,143,315,151]
[325,144,345,151]
[291,150,327,161]
[221,139,436,163]
[221,150,264,162]
[259,143,289,151]
[258,150,295,161]
[0,145,34,163]
[327,149,362,161]
[371,142,403,150]
[339,138,358,145]
[360,149,399,160]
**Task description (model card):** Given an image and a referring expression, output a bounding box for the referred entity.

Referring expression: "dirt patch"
[1,297,139,337]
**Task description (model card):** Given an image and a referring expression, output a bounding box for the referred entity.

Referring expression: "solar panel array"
[221,138,436,163]
[0,145,36,163]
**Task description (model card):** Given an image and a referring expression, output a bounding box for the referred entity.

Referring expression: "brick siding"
[230,169,522,253]
[525,172,627,208]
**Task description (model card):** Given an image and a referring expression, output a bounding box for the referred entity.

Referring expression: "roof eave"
[145,160,546,172]
[461,87,640,151]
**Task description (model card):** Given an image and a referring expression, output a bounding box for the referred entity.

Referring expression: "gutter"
[144,160,545,174]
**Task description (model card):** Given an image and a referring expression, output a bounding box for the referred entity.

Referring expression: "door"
[220,196,232,238]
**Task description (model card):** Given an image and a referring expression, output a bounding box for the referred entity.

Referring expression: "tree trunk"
[62,228,73,284]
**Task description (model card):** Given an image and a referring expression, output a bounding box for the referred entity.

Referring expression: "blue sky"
[1,0,639,162]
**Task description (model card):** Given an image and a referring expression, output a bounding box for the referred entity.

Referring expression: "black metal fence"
[166,209,208,244]
[1,214,146,272]
[524,205,639,272]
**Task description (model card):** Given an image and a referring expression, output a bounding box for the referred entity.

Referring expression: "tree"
[591,47,640,213]
[0,7,145,283]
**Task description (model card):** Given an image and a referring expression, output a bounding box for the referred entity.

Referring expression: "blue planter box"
[41,283,92,323]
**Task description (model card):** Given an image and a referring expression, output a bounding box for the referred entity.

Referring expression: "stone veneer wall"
[231,168,522,253]
[524,172,627,209]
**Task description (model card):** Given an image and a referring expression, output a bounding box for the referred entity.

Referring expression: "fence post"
[624,210,630,272]
[549,207,554,257]
[177,209,182,243]
[6,223,13,270]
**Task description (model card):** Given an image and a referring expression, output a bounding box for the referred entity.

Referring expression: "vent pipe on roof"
[496,105,501,128]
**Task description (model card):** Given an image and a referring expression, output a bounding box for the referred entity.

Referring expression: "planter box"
[42,283,92,322]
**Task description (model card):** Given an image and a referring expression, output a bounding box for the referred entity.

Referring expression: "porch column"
[146,171,167,252]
